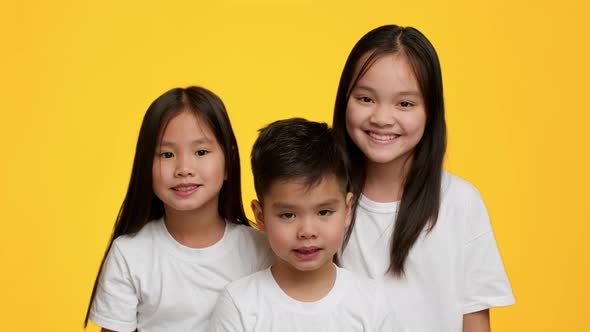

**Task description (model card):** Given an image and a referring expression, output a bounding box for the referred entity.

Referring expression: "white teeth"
[174,186,197,191]
[368,132,398,141]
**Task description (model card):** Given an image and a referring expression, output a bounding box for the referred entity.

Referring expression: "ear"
[344,192,353,228]
[251,199,266,233]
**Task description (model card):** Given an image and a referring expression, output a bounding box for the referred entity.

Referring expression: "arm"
[463,309,490,332]
[462,186,514,328]
[89,243,139,332]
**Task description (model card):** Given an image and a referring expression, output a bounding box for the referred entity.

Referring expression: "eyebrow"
[159,138,212,147]
[352,85,422,97]
[270,198,341,210]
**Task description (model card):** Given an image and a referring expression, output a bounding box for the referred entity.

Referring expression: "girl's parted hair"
[333,25,447,277]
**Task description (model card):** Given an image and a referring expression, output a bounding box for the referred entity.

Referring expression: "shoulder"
[336,267,380,299]
[225,268,267,293]
[335,268,402,328]
[111,219,164,258]
[210,279,250,332]
[228,222,266,244]
[442,170,483,202]
[224,269,269,305]
[227,223,273,265]
[338,267,377,286]
[441,171,493,240]
[440,170,490,215]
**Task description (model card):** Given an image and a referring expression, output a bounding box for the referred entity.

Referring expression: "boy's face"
[252,175,352,274]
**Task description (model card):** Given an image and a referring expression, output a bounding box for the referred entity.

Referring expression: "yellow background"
[1,0,588,330]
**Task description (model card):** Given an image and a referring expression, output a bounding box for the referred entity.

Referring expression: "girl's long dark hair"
[84,86,249,327]
[333,25,447,277]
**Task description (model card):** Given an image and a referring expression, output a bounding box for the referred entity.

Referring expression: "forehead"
[353,52,420,94]
[262,175,345,207]
[159,110,216,143]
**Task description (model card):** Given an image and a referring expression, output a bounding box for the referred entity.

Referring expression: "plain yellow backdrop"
[1,0,588,330]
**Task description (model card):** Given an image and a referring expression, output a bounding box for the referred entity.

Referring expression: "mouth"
[171,184,200,196]
[293,246,322,260]
[367,131,400,142]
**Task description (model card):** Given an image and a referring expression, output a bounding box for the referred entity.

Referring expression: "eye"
[279,212,296,220]
[318,210,333,217]
[196,150,209,156]
[357,96,374,103]
[400,101,414,107]
[160,152,174,158]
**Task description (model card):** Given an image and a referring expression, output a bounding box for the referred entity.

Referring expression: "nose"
[297,218,318,240]
[175,154,194,177]
[369,105,395,127]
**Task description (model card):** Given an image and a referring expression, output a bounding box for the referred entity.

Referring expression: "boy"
[209,118,404,331]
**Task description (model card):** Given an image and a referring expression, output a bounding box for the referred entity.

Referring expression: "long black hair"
[333,25,447,276]
[84,86,249,327]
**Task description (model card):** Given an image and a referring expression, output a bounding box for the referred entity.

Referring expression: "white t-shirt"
[209,266,406,332]
[340,171,515,332]
[89,218,273,332]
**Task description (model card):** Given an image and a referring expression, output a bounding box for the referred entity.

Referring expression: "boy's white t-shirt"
[88,218,273,332]
[209,266,406,332]
[340,171,515,332]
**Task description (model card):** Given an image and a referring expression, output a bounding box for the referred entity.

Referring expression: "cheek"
[345,106,361,136]
[266,226,291,252]
[326,224,346,245]
[199,156,224,182]
[413,113,427,138]
[402,110,427,137]
[152,162,162,184]
[211,155,226,180]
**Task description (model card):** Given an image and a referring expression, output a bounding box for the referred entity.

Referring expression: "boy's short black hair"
[251,117,349,200]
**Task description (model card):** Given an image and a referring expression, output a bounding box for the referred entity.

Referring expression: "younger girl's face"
[152,110,226,216]
[345,53,427,169]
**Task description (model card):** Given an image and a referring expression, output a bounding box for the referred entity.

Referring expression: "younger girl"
[333,25,515,332]
[84,87,272,332]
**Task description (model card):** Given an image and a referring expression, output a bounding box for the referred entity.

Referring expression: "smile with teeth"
[172,185,199,191]
[368,131,399,141]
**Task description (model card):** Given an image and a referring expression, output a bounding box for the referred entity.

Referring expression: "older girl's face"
[345,53,427,169]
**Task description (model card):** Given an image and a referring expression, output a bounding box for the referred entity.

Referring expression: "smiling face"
[252,175,352,275]
[152,110,226,216]
[346,53,427,170]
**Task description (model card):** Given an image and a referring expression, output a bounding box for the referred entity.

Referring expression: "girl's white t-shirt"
[89,218,273,332]
[209,266,406,332]
[340,171,515,332]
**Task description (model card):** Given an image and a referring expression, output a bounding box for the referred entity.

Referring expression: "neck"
[164,199,225,248]
[271,261,336,302]
[363,156,413,202]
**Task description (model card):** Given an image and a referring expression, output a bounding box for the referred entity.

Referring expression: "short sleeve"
[209,288,245,332]
[462,189,515,314]
[88,242,139,332]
